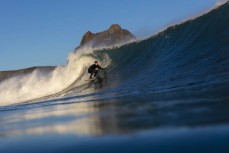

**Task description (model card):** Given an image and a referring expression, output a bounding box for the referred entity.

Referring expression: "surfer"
[88,61,103,79]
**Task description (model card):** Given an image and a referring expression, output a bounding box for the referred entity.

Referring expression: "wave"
[0,2,229,106]
[90,3,229,96]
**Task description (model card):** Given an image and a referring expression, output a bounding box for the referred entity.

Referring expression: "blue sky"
[0,0,217,71]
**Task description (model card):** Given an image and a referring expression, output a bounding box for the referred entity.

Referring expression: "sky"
[0,0,222,71]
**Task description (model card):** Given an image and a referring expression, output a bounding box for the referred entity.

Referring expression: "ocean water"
[0,3,229,153]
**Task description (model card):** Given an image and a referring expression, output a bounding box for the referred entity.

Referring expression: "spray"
[0,46,111,106]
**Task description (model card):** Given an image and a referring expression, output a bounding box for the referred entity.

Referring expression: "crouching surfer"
[88,61,104,79]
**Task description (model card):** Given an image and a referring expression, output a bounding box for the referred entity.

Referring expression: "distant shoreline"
[0,66,56,83]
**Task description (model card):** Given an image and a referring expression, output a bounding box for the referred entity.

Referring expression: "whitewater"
[0,46,111,105]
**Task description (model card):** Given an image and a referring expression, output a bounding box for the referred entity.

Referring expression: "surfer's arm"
[97,65,104,69]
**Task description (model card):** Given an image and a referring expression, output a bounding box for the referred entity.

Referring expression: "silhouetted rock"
[79,24,135,48]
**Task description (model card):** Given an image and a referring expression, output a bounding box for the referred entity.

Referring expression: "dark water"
[1,3,229,153]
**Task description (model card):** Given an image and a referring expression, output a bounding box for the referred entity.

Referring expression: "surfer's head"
[95,61,98,65]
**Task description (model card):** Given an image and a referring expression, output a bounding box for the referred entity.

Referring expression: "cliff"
[79,24,136,48]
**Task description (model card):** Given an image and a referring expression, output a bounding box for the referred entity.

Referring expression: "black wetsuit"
[88,64,102,79]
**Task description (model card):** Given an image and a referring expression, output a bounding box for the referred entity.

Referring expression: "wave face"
[0,3,229,106]
[91,3,229,100]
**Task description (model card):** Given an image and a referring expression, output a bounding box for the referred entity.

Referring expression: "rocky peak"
[108,24,122,33]
[80,31,95,46]
[79,24,135,48]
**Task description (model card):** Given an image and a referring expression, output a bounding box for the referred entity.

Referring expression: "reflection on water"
[1,91,229,138]
[0,101,104,136]
[0,96,125,137]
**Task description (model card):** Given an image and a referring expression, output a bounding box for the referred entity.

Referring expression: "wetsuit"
[88,64,102,79]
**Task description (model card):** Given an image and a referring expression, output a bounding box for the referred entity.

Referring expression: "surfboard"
[85,76,97,81]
